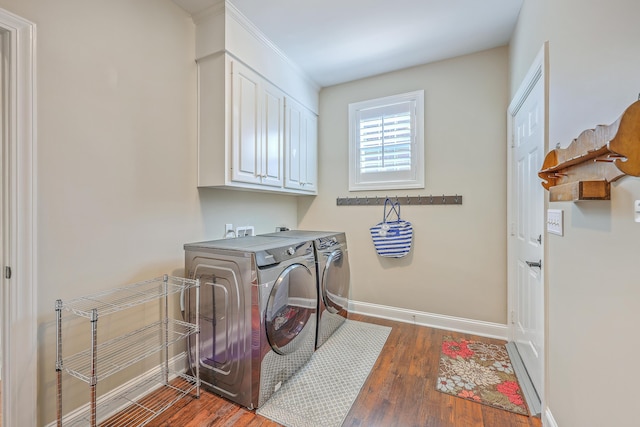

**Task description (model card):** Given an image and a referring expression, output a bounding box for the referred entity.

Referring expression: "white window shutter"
[349,90,424,191]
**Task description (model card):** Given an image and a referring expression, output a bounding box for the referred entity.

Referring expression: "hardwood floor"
[147,314,542,427]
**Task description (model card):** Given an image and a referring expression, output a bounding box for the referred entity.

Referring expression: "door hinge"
[5,266,11,279]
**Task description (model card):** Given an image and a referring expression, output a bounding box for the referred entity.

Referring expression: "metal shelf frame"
[59,275,195,319]
[55,274,201,427]
[62,371,198,427]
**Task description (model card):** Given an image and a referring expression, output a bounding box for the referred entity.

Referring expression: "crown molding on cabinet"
[190,0,225,23]
[178,0,320,92]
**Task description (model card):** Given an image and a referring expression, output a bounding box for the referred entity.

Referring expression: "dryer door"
[322,248,350,315]
[265,263,317,355]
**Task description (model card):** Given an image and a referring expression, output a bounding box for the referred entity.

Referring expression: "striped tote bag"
[369,198,413,258]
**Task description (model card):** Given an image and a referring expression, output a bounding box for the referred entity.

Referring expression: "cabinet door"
[302,111,318,192]
[231,61,262,185]
[231,60,283,188]
[285,99,303,189]
[261,82,284,188]
[285,98,317,193]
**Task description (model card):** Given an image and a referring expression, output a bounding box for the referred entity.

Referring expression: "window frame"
[348,90,425,191]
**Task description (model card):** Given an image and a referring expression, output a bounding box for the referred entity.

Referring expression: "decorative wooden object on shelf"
[539,100,640,201]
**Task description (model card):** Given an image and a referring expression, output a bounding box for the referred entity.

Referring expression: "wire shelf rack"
[62,371,198,427]
[56,274,201,427]
[62,319,197,384]
[60,275,197,319]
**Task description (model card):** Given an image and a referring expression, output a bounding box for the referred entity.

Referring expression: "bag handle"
[383,198,401,222]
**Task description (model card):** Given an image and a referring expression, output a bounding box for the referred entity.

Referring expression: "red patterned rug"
[436,336,529,416]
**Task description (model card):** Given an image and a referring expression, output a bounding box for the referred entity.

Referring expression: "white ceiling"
[174,0,524,87]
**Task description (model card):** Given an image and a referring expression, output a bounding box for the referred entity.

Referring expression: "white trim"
[47,354,189,427]
[544,407,558,427]
[224,2,319,90]
[349,300,508,340]
[0,7,37,427]
[507,41,548,415]
[348,90,425,192]
[190,0,320,92]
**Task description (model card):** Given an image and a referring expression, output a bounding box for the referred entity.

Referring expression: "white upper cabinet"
[230,60,284,188]
[285,97,318,193]
[191,1,319,195]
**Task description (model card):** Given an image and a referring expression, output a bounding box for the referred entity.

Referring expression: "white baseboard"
[544,407,558,427]
[349,300,508,340]
[47,353,189,427]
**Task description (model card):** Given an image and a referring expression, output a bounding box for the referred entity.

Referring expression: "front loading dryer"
[184,236,317,409]
[262,230,351,348]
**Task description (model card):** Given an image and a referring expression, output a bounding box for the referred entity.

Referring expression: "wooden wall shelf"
[539,100,640,201]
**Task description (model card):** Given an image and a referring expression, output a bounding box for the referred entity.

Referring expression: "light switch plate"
[635,200,640,223]
[547,209,564,236]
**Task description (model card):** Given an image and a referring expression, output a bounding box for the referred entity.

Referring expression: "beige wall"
[511,1,640,425]
[0,0,297,424]
[299,47,510,324]
[10,0,640,424]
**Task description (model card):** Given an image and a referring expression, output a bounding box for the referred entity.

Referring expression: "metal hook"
[442,194,446,204]
[430,194,433,204]
[454,194,458,204]
[406,195,410,205]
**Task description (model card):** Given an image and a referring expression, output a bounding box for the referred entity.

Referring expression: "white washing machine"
[262,230,350,348]
[183,235,317,409]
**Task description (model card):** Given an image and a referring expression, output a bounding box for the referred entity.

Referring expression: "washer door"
[322,249,350,314]
[265,263,317,355]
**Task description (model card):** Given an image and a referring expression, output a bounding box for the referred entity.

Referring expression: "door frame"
[0,7,37,427]
[507,42,548,405]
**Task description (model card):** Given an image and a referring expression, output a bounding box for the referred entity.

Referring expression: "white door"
[0,9,37,427]
[509,47,547,398]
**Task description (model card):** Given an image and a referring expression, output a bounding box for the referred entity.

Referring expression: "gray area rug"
[256,319,391,427]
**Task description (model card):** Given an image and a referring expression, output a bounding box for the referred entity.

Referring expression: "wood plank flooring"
[146,314,542,427]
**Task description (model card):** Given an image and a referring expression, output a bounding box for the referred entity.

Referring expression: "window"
[348,90,424,191]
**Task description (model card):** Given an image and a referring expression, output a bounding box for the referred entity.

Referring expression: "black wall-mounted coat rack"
[336,194,463,206]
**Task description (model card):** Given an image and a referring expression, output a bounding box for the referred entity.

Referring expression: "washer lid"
[184,236,295,251]
[184,236,313,267]
[262,230,340,239]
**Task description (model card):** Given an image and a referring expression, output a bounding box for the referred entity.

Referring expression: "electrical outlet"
[635,200,640,223]
[235,226,255,237]
[224,223,235,238]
